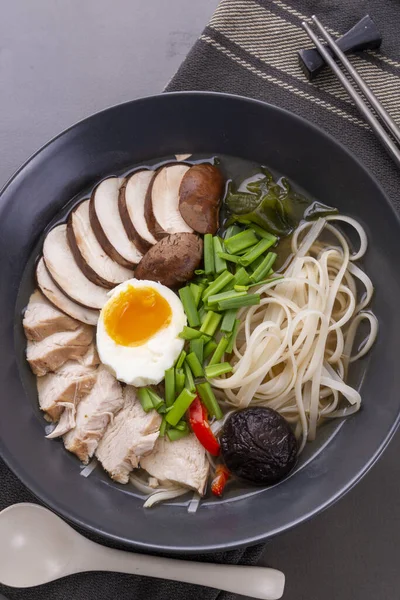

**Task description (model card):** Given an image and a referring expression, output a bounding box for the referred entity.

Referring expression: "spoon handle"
[79,541,285,600]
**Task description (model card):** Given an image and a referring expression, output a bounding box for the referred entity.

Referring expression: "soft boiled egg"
[97,279,186,386]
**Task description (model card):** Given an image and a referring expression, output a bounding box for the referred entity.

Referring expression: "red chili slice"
[211,464,230,497]
[188,394,221,456]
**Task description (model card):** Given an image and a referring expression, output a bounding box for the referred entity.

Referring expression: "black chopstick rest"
[298,15,382,80]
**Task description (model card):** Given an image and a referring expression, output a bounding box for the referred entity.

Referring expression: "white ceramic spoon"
[0,503,285,599]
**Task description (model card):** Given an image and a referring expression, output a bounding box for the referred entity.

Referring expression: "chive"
[224,230,258,254]
[189,337,204,364]
[205,362,233,378]
[179,326,202,340]
[179,286,200,328]
[189,283,203,308]
[137,388,153,413]
[166,388,196,426]
[221,308,238,333]
[249,224,278,242]
[213,237,227,274]
[164,367,175,407]
[217,251,241,264]
[202,270,234,302]
[250,252,278,283]
[167,427,190,441]
[175,421,189,433]
[226,319,240,353]
[204,233,215,275]
[207,290,247,307]
[250,254,266,272]
[199,311,222,337]
[224,224,242,240]
[196,382,223,419]
[186,352,204,377]
[208,335,230,366]
[234,285,248,292]
[176,350,187,369]
[204,339,218,360]
[183,360,196,392]
[218,294,260,311]
[159,417,167,437]
[147,389,164,411]
[175,368,185,397]
[239,237,278,267]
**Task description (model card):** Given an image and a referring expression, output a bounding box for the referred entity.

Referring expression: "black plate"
[1,92,400,554]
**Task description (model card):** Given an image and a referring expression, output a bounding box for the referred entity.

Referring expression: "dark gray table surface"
[1,2,399,599]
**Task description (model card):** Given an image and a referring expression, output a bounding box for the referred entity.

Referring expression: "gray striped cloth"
[2,1,400,600]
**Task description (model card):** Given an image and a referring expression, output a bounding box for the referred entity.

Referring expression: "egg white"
[97,279,186,386]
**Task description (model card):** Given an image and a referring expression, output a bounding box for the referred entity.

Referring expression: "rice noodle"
[211,216,378,453]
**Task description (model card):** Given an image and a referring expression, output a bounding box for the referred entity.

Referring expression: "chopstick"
[301,17,400,168]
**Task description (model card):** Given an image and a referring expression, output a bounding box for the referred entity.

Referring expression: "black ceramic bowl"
[1,92,400,554]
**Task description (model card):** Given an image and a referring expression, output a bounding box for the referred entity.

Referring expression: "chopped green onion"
[249,224,278,242]
[189,283,203,308]
[205,362,233,378]
[250,254,266,272]
[164,368,175,407]
[196,382,223,419]
[208,335,229,366]
[178,326,202,340]
[213,237,227,274]
[239,237,278,267]
[176,350,187,369]
[250,252,278,283]
[204,339,218,360]
[183,360,196,392]
[225,267,251,291]
[246,276,283,289]
[186,352,204,377]
[235,244,257,256]
[194,269,206,275]
[167,427,190,441]
[221,308,238,333]
[156,403,167,414]
[147,389,164,411]
[179,286,200,328]
[175,420,189,432]
[218,294,260,311]
[224,224,242,239]
[199,311,222,337]
[217,251,240,264]
[175,368,185,397]
[189,337,204,364]
[166,388,196,426]
[137,388,153,413]
[159,417,167,437]
[226,319,240,353]
[204,233,215,275]
[234,285,248,292]
[202,270,234,301]
[207,290,247,307]
[224,230,258,254]
[198,306,207,324]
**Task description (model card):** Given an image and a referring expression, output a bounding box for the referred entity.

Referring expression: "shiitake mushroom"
[179,164,224,234]
[220,407,297,485]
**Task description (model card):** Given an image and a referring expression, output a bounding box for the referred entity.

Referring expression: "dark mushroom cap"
[220,407,298,485]
[179,164,224,234]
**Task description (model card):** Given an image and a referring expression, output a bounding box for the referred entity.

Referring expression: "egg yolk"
[103,286,172,347]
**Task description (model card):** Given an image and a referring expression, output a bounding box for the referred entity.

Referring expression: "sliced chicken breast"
[63,366,123,464]
[118,170,157,254]
[89,177,142,268]
[37,361,97,422]
[23,290,79,341]
[67,200,134,288]
[140,434,209,495]
[96,386,161,484]
[43,224,109,309]
[27,325,93,376]
[36,258,99,326]
[77,344,100,367]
